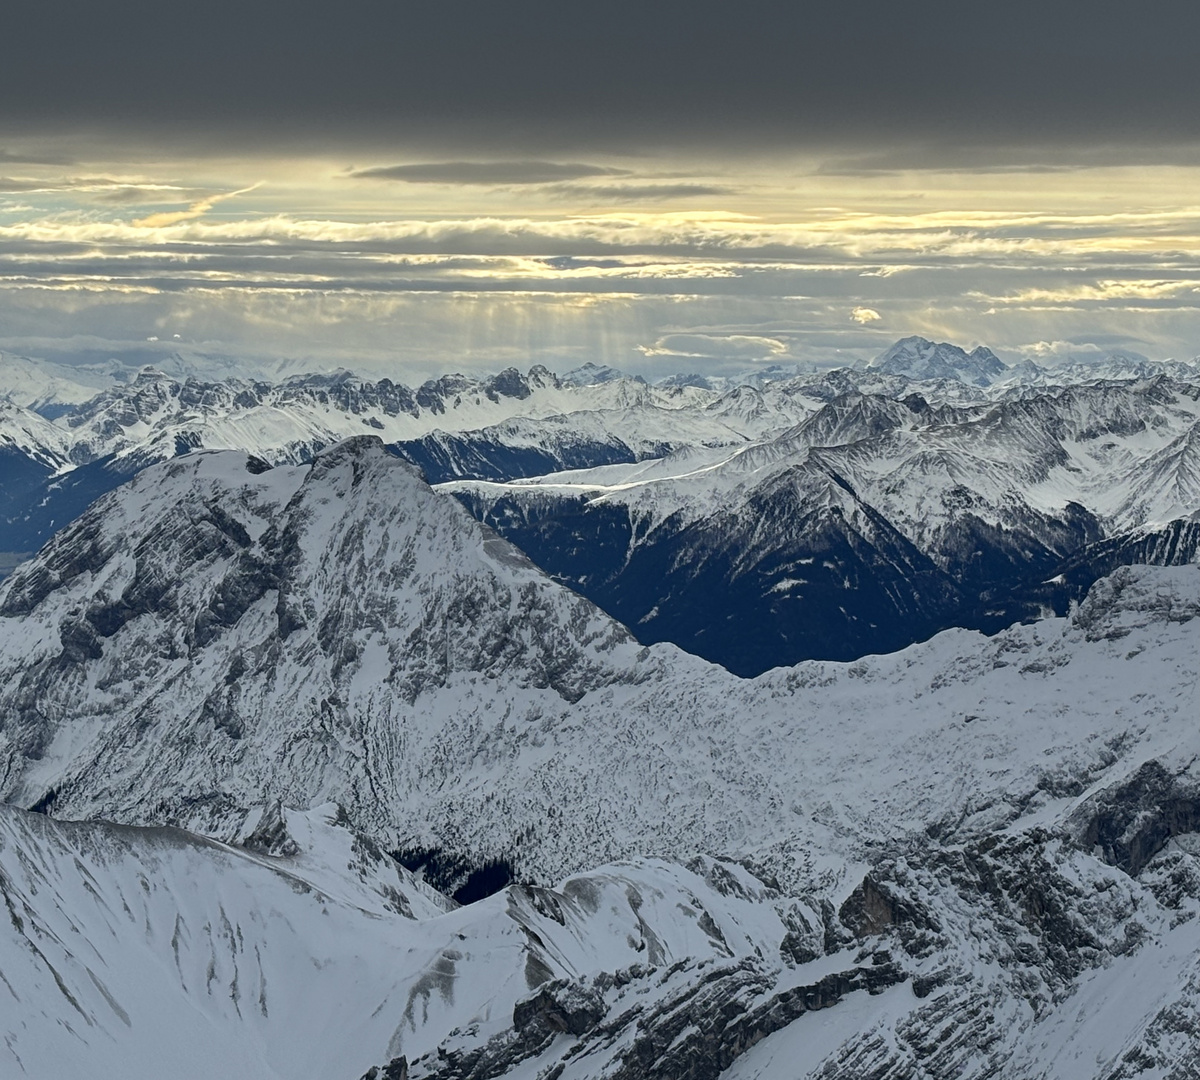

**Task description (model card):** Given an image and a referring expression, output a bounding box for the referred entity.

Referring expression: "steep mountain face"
[0,399,73,571]
[455,460,964,676]
[1056,513,1200,590]
[0,439,659,850]
[389,404,769,485]
[449,378,1200,673]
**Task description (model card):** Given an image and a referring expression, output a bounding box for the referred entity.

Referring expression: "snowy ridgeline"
[0,438,1198,1075]
[4,337,1200,477]
[443,376,1200,674]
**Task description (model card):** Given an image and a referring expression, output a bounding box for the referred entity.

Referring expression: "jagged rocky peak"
[868,335,1008,386]
[784,389,943,448]
[657,371,716,390]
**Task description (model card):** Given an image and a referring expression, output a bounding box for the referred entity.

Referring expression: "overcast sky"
[1,0,1199,379]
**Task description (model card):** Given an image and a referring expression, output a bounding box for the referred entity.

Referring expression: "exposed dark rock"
[513,981,606,1037]
[361,1057,408,1080]
[400,957,905,1080]
[241,801,300,858]
[839,873,933,939]
[1076,761,1200,876]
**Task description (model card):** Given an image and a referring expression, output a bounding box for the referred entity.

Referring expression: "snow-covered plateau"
[1,436,1199,1077]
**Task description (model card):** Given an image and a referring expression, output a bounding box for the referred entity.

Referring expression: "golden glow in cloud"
[133,183,263,228]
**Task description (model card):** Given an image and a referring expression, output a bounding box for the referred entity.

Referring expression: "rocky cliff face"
[0,438,654,852]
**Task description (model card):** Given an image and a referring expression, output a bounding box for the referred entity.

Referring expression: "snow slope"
[0,801,804,1080]
[11,788,1200,1080]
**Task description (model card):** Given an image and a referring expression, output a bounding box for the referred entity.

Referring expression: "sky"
[2,0,1200,381]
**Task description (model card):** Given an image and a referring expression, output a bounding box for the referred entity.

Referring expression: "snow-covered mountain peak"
[996,350,1200,392]
[558,361,631,387]
[868,335,1008,386]
[0,397,71,466]
[0,436,669,840]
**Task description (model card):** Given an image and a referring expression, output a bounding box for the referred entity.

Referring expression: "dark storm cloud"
[350,161,626,184]
[5,0,1200,156]
[348,162,734,198]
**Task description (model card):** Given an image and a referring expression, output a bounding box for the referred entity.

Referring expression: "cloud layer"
[1,1,1199,160]
[2,164,1200,379]
[350,161,627,185]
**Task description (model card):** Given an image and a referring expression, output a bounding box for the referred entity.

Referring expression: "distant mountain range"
[446,375,1200,673]
[867,335,1008,385]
